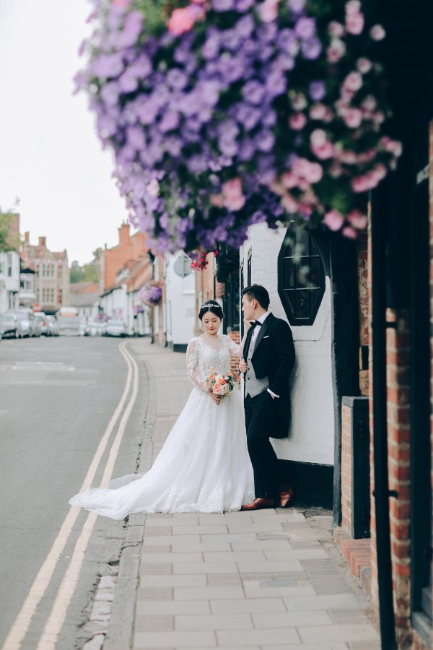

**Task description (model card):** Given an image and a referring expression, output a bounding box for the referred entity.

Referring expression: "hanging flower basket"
[189,248,219,271]
[78,0,401,251]
[139,283,162,306]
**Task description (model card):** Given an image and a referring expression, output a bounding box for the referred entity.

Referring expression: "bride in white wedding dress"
[69,301,254,519]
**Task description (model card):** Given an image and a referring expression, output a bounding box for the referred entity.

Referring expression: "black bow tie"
[250,320,262,328]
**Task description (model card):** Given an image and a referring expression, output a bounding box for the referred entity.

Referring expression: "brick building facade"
[21,233,69,314]
[334,3,433,643]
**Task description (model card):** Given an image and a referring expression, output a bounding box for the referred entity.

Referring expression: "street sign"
[173,252,192,278]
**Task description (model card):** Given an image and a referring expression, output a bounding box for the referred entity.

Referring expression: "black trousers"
[244,392,279,500]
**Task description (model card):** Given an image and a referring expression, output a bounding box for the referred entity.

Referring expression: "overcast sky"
[0,0,130,265]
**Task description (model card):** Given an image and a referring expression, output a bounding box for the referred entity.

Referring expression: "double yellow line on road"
[3,342,140,650]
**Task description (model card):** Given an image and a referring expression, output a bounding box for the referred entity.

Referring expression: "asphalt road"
[0,335,148,650]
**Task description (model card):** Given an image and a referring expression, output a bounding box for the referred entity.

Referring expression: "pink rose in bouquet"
[205,368,241,402]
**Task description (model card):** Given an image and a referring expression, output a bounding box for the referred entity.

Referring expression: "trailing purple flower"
[77,0,400,251]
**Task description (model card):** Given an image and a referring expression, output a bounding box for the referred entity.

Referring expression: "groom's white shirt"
[250,311,279,399]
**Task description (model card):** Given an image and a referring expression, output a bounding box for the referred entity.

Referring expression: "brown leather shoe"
[241,498,275,511]
[279,483,294,508]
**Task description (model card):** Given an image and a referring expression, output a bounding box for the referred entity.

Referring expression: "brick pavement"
[129,339,380,650]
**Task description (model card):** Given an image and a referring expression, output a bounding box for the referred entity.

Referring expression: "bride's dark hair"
[198,300,224,321]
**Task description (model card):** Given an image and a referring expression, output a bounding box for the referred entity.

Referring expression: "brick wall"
[367,227,412,644]
[341,404,353,532]
[386,310,412,646]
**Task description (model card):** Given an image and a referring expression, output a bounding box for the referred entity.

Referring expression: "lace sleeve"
[226,334,246,358]
[186,339,207,392]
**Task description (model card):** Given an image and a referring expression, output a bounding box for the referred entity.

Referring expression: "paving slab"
[175,614,253,631]
[216,628,300,646]
[209,598,286,614]
[298,624,380,645]
[124,340,379,650]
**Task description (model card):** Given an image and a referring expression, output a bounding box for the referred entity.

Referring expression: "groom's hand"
[239,358,248,374]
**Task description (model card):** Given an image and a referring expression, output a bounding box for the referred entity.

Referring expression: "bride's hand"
[209,392,221,405]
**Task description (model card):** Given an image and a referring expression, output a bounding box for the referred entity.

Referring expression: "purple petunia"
[294,16,316,40]
[309,80,326,101]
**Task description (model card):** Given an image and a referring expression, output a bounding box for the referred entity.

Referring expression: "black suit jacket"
[243,313,295,438]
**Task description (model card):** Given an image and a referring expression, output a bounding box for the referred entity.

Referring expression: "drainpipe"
[370,183,397,650]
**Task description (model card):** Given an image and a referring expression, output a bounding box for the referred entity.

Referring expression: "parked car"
[104,320,127,337]
[46,315,59,337]
[34,312,48,336]
[29,313,41,337]
[89,322,105,337]
[7,310,31,337]
[0,313,25,339]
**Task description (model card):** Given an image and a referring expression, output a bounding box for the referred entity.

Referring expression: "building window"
[278,228,325,326]
[247,249,252,286]
[222,271,240,334]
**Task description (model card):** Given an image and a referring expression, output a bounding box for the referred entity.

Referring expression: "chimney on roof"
[119,223,130,245]
[39,236,46,247]
[24,232,30,244]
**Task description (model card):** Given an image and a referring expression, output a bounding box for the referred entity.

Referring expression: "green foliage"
[0,208,19,253]
[70,266,84,283]
[82,264,99,282]
[69,263,99,283]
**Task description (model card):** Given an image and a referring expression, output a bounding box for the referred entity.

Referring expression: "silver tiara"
[200,302,219,309]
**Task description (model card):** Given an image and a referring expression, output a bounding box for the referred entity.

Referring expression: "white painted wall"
[240,223,335,466]
[0,251,20,312]
[101,284,128,323]
[164,253,196,347]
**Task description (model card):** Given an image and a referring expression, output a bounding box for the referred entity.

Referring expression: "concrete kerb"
[103,341,157,650]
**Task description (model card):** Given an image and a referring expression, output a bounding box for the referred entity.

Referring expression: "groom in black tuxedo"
[239,285,295,511]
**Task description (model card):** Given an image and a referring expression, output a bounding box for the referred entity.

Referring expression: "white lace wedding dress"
[69,335,254,519]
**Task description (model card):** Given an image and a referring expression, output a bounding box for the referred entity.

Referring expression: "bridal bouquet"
[205,368,241,400]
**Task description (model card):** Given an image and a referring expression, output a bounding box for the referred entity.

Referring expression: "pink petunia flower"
[168,7,196,35]
[370,24,386,40]
[310,129,327,147]
[258,0,280,23]
[357,57,372,74]
[373,111,385,125]
[281,172,299,190]
[343,71,363,93]
[222,178,246,211]
[309,103,327,120]
[328,21,345,37]
[345,12,364,35]
[323,210,344,231]
[327,38,346,63]
[345,0,361,14]
[342,226,358,239]
[338,149,357,164]
[289,113,307,130]
[347,209,368,229]
[293,158,323,183]
[362,95,377,111]
[343,108,363,128]
[380,136,403,157]
[313,142,334,160]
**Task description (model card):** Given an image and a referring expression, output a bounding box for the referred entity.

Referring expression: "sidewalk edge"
[103,343,156,650]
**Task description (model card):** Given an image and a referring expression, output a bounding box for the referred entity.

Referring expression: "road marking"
[1,342,135,650]
[36,343,140,649]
